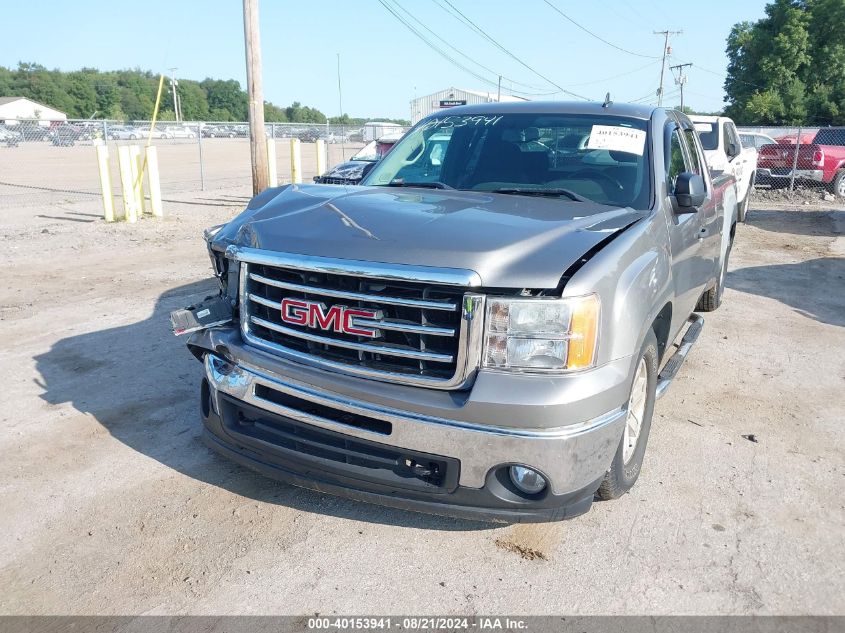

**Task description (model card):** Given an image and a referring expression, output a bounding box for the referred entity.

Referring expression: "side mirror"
[674,172,706,212]
[727,142,738,158]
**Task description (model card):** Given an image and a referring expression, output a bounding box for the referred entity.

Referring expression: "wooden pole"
[243,0,269,194]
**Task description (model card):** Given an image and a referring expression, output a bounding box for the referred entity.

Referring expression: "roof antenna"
[602,92,613,108]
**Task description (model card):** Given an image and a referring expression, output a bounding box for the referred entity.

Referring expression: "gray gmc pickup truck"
[176,102,738,522]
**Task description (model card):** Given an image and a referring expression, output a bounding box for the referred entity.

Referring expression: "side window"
[665,128,688,192]
[682,128,704,176]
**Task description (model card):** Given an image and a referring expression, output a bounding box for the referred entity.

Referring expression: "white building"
[0,97,67,124]
[410,87,528,124]
[363,121,406,142]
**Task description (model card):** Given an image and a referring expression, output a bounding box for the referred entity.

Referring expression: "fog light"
[509,465,547,495]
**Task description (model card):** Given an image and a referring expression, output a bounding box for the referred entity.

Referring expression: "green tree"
[724,0,845,125]
[201,79,248,120]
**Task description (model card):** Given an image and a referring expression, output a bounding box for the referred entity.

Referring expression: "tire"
[832,170,845,200]
[697,238,731,312]
[596,329,658,501]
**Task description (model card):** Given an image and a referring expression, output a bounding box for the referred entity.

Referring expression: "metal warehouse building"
[410,87,528,124]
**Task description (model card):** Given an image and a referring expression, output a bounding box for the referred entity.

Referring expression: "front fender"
[562,210,673,369]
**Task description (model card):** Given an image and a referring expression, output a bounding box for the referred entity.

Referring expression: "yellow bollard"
[95,143,115,222]
[117,145,137,223]
[316,139,326,177]
[145,146,163,217]
[290,138,302,184]
[129,145,146,216]
[267,138,278,187]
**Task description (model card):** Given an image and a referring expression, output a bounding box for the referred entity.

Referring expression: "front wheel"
[596,329,658,501]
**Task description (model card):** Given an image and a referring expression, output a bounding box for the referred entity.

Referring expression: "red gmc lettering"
[279,298,381,338]
[309,303,342,332]
[280,298,308,326]
[343,308,380,337]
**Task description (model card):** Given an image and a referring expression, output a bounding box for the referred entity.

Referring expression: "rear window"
[813,128,845,146]
[694,122,719,150]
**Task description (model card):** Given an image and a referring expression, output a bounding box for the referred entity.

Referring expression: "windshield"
[362,113,652,208]
[351,141,379,161]
[694,122,719,150]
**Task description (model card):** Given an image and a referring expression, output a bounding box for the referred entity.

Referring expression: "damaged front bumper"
[187,326,630,523]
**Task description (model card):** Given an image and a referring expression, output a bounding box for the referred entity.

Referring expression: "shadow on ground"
[728,257,845,327]
[746,208,845,237]
[33,280,491,531]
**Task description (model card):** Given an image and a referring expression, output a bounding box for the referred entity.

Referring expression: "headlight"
[483,294,600,372]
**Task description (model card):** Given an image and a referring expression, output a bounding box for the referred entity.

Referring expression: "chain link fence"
[3,117,841,212]
[736,126,845,203]
[0,118,410,210]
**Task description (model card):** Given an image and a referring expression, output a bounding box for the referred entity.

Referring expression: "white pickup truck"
[690,115,757,222]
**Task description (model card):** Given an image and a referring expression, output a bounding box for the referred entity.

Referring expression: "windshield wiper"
[492,187,587,202]
[386,181,454,190]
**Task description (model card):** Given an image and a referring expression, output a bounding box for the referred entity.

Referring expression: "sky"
[2,0,771,119]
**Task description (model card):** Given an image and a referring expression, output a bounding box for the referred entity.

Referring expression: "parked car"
[739,132,776,150]
[690,115,757,222]
[0,127,21,147]
[14,122,51,141]
[108,126,144,140]
[757,127,845,197]
[132,127,173,139]
[295,127,323,143]
[162,125,197,139]
[313,132,402,185]
[50,124,83,146]
[175,102,738,523]
[201,125,236,138]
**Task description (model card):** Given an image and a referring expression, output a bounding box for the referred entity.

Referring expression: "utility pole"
[497,75,502,102]
[168,68,180,123]
[654,30,682,106]
[243,0,269,194]
[670,62,693,111]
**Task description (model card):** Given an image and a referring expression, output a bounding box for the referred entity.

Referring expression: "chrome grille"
[232,247,483,389]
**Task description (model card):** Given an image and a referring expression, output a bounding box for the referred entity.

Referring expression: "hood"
[214,184,645,289]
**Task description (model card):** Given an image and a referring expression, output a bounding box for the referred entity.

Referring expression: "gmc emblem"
[280,298,382,338]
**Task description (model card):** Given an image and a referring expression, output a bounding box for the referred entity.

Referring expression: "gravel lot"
[0,191,843,615]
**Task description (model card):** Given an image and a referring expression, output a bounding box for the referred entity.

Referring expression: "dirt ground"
[0,191,843,615]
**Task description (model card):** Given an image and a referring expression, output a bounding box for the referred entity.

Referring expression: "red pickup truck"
[757,127,845,198]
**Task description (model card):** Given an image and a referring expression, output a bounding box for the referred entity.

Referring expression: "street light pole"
[168,67,180,123]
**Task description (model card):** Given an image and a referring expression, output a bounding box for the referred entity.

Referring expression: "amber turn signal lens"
[566,295,600,369]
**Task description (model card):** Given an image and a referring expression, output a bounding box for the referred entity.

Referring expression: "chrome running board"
[655,314,704,400]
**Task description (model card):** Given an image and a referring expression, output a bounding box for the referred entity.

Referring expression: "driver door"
[664,120,708,323]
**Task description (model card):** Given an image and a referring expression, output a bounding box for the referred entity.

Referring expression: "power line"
[431,0,591,100]
[542,0,661,59]
[376,0,510,94]
[379,0,566,98]
[562,60,661,87]
[387,0,542,91]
